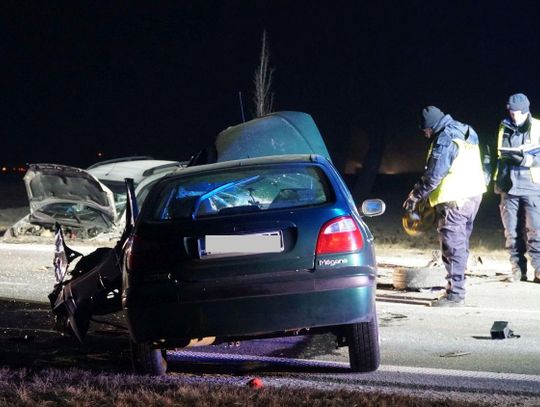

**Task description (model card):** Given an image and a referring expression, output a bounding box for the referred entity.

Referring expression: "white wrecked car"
[5,157,185,239]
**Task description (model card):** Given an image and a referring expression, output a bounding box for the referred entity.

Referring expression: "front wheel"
[347,317,380,372]
[131,342,167,375]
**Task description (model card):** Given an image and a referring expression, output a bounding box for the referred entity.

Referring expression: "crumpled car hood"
[24,163,116,221]
[216,111,332,162]
[190,111,332,165]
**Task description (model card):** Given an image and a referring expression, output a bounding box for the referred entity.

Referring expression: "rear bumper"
[123,269,376,343]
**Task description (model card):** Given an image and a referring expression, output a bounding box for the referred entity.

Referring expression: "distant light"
[97,151,103,157]
[1,167,6,172]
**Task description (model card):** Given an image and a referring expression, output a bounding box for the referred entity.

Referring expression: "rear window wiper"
[192,175,260,219]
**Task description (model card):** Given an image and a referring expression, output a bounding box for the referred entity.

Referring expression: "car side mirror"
[360,199,386,217]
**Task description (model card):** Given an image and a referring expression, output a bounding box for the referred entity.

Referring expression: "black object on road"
[490,321,520,339]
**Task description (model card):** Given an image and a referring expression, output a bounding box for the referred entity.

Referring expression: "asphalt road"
[0,242,97,302]
[1,242,540,404]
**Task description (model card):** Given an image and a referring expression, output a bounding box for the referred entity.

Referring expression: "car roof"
[167,154,329,179]
[87,159,185,185]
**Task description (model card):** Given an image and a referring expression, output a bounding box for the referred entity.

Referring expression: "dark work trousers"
[436,195,482,300]
[499,193,540,275]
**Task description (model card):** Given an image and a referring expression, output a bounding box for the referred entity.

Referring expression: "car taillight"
[125,234,162,274]
[315,216,363,254]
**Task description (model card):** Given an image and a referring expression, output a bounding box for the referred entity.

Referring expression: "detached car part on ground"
[48,111,386,375]
[5,157,185,239]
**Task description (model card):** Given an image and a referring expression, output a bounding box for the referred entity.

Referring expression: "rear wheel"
[131,342,167,375]
[347,317,380,372]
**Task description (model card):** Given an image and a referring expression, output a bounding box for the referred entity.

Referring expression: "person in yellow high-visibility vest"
[403,106,488,306]
[494,93,540,283]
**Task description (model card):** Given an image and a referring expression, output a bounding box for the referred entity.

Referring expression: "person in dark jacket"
[494,93,540,283]
[403,106,487,306]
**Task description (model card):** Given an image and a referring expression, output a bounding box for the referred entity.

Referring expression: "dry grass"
[0,368,485,407]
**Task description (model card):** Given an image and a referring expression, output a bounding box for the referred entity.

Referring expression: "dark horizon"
[3,1,540,172]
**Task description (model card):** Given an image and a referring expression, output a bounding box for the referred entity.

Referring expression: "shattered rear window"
[151,164,331,220]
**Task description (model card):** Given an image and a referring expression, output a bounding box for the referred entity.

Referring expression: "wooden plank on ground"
[376,296,436,306]
[376,287,446,306]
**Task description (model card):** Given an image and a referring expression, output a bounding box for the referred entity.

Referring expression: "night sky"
[3,1,540,172]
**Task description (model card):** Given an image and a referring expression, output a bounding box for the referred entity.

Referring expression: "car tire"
[131,342,167,375]
[392,267,447,290]
[347,317,380,372]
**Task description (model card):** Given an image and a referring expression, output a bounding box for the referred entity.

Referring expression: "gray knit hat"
[507,93,530,113]
[420,106,444,130]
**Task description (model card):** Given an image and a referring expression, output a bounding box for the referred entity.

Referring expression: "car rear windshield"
[151,164,332,220]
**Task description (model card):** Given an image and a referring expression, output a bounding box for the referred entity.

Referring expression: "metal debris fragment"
[440,351,472,358]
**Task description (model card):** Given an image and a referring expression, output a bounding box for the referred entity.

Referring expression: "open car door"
[49,178,138,342]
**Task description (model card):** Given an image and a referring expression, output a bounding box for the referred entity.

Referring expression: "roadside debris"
[392,266,446,291]
[247,377,264,389]
[391,251,446,291]
[491,321,520,339]
[440,351,472,358]
[376,289,445,306]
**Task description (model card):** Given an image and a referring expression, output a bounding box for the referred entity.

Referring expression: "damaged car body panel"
[25,163,116,217]
[6,158,184,239]
[189,111,332,165]
[22,163,117,238]
[49,178,139,342]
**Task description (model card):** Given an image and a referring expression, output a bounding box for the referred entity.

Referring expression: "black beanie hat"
[420,106,444,130]
[507,93,530,113]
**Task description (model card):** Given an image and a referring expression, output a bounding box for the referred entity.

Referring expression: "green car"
[50,112,385,376]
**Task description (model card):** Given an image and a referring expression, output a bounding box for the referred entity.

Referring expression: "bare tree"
[253,30,274,117]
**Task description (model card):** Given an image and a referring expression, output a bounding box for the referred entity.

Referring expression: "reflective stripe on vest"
[429,139,486,206]
[496,117,540,183]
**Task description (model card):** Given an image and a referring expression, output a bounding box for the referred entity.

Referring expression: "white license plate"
[201,231,283,258]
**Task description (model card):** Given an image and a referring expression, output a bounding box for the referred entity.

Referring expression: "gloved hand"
[502,150,523,165]
[403,191,420,212]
